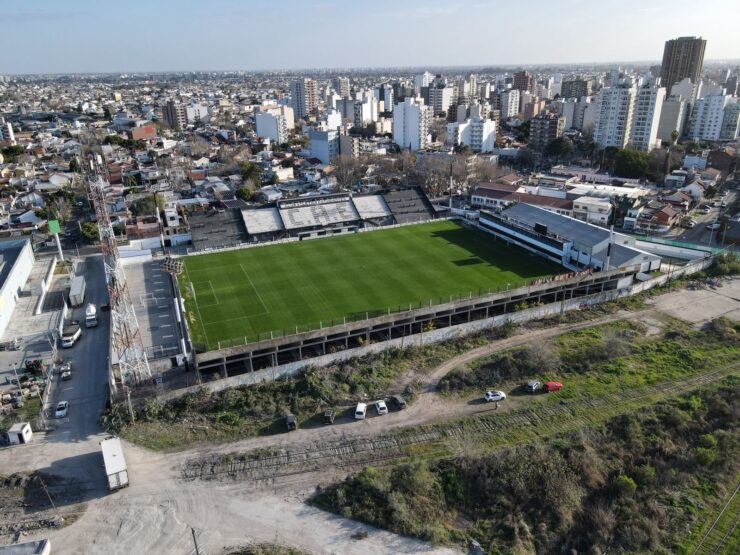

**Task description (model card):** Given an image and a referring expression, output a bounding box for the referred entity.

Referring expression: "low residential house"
[480,173,526,189]
[707,149,735,175]
[679,179,707,201]
[683,154,708,170]
[661,191,693,213]
[571,196,613,226]
[471,187,573,217]
[16,191,45,209]
[699,168,722,185]
[48,172,73,189]
[665,170,688,188]
[125,216,160,240]
[635,201,679,234]
[259,185,283,202]
[12,209,45,228]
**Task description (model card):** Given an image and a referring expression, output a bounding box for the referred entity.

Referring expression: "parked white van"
[354,402,367,420]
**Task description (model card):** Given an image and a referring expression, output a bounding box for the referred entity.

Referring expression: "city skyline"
[1,0,738,75]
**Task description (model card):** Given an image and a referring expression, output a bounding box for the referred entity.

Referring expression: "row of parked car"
[483,380,564,403]
[286,395,407,431]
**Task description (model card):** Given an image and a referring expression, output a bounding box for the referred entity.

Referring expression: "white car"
[484,390,506,403]
[354,402,367,420]
[55,401,68,418]
[706,222,721,231]
[375,400,388,416]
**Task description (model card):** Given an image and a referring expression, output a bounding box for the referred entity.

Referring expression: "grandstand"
[190,209,248,251]
[381,186,436,224]
[234,188,438,247]
[241,207,285,242]
[279,194,360,231]
[352,194,393,224]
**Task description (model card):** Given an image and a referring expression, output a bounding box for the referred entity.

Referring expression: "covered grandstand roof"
[351,194,392,219]
[502,203,609,248]
[279,196,360,230]
[241,207,285,235]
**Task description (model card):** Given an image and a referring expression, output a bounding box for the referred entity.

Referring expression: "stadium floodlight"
[162,256,184,275]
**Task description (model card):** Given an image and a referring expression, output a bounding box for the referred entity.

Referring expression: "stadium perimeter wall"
[159,256,713,402]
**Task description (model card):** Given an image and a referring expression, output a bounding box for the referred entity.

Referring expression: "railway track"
[181,363,739,483]
[692,482,740,555]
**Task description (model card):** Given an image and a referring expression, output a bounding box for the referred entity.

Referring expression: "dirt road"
[1,279,738,554]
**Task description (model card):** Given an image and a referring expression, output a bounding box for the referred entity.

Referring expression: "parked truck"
[61,323,81,348]
[85,303,98,328]
[69,276,86,307]
[101,437,129,491]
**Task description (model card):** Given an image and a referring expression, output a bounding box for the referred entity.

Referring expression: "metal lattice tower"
[87,163,151,392]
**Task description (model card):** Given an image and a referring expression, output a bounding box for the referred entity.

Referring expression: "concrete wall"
[635,240,710,261]
[159,289,620,402]
[157,254,716,403]
[0,240,34,338]
[34,257,58,316]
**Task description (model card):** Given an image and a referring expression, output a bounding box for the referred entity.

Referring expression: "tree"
[81,222,99,242]
[239,161,262,185]
[130,196,157,217]
[235,188,252,201]
[614,149,650,179]
[68,158,80,173]
[270,174,280,185]
[544,137,574,160]
[49,197,72,223]
[334,155,361,189]
[670,130,679,146]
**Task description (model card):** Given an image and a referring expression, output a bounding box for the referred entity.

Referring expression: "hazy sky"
[1,0,738,74]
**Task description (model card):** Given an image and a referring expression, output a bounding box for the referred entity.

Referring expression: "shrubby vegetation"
[439,319,738,396]
[313,379,740,553]
[706,253,740,277]
[102,325,516,450]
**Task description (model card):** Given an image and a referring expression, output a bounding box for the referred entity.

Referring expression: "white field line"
[240,264,269,315]
[183,263,209,346]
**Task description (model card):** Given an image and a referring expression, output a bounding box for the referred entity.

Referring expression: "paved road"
[667,188,737,246]
[47,255,110,443]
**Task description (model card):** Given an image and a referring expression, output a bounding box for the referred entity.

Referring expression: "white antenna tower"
[86,156,151,392]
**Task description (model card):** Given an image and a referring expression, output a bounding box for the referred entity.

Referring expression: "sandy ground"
[1,278,738,554]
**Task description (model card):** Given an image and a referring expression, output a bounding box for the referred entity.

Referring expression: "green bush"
[313,380,740,553]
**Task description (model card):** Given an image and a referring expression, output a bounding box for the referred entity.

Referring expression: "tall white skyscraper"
[689,94,731,141]
[447,117,497,152]
[630,84,666,151]
[500,89,520,119]
[255,111,289,144]
[414,71,433,90]
[720,102,740,140]
[393,97,431,151]
[592,80,637,149]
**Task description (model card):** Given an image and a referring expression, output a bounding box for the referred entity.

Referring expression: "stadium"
[180,219,562,350]
[174,189,645,378]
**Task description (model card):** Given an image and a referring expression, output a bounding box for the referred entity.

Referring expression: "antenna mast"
[86,155,151,393]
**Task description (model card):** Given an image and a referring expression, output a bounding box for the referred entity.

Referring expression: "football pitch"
[179,220,562,350]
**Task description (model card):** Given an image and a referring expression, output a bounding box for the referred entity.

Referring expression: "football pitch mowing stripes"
[179,220,563,350]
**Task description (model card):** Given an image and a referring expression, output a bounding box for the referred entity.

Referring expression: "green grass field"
[180,220,562,350]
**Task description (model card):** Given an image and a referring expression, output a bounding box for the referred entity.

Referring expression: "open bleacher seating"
[381,187,436,224]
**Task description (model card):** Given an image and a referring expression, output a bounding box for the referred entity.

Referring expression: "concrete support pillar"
[221,360,228,378]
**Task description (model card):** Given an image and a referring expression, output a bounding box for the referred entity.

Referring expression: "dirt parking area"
[648,278,740,324]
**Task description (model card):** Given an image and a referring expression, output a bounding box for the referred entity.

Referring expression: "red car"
[544,381,563,392]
